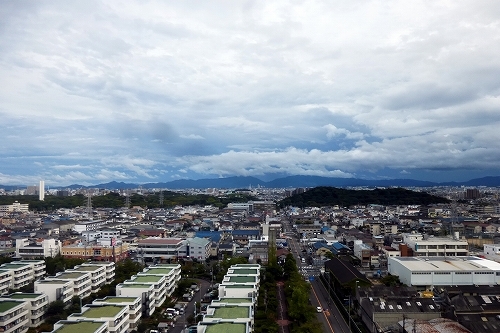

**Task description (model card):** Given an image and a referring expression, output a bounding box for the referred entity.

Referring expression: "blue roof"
[332,242,350,250]
[194,231,222,242]
[232,230,260,236]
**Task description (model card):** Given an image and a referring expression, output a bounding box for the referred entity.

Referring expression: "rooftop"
[56,272,88,279]
[225,276,256,283]
[1,263,29,269]
[132,275,163,283]
[8,293,43,299]
[120,283,153,289]
[217,298,253,304]
[73,266,102,272]
[54,321,106,333]
[0,301,23,313]
[98,297,138,303]
[36,279,71,285]
[144,267,174,275]
[204,323,246,333]
[227,269,258,275]
[211,306,249,319]
[80,306,125,318]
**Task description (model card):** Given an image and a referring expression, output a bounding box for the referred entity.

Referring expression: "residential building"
[126,274,167,308]
[115,283,155,316]
[0,270,11,295]
[73,220,109,233]
[82,261,115,284]
[47,272,92,299]
[9,260,46,280]
[92,296,142,332]
[0,263,34,290]
[187,237,211,261]
[67,305,129,333]
[69,265,107,293]
[34,279,73,305]
[403,233,469,257]
[141,264,181,297]
[3,293,48,327]
[0,299,29,333]
[49,320,108,333]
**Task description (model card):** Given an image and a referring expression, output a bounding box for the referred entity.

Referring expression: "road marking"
[311,283,335,333]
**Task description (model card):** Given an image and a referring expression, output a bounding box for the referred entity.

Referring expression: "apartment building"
[0,299,29,333]
[3,293,48,327]
[0,263,34,290]
[34,279,73,305]
[126,274,167,308]
[49,320,108,333]
[67,305,129,333]
[142,264,181,297]
[115,283,155,316]
[92,296,142,332]
[48,272,92,299]
[0,270,12,295]
[70,265,106,293]
[9,260,46,280]
[82,261,115,283]
[187,237,211,261]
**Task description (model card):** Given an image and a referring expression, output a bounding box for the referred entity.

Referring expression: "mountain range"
[2,175,500,190]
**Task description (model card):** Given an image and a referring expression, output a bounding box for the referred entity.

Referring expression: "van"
[301,258,305,263]
[166,308,179,316]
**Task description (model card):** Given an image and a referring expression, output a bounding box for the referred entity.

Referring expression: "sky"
[1,1,500,187]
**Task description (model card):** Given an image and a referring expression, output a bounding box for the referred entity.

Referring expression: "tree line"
[278,186,450,208]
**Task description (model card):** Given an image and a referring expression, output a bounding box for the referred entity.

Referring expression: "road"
[169,278,211,333]
[284,221,351,333]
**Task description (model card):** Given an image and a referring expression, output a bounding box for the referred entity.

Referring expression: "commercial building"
[61,243,128,262]
[387,256,500,287]
[15,238,62,259]
[403,233,469,257]
[136,238,185,262]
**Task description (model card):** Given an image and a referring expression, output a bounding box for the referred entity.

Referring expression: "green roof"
[37,279,70,284]
[101,297,138,303]
[1,263,29,269]
[54,321,106,333]
[217,298,253,304]
[8,293,43,299]
[223,285,254,288]
[228,269,257,275]
[227,276,256,283]
[211,306,249,319]
[80,306,125,318]
[56,272,88,279]
[120,283,152,289]
[73,266,102,272]
[144,267,174,274]
[132,275,162,283]
[0,301,23,313]
[205,323,246,333]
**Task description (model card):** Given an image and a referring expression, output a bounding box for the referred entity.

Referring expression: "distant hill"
[2,175,500,190]
[278,186,450,208]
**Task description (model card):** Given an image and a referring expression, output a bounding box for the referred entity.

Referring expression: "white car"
[316,306,322,313]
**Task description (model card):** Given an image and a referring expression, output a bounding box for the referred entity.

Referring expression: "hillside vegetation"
[278,186,450,208]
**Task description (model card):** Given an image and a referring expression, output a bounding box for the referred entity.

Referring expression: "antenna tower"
[86,190,92,220]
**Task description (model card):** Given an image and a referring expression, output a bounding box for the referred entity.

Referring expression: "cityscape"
[2,2,500,333]
[0,181,500,332]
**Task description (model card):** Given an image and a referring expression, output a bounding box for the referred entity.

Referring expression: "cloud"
[1,1,500,185]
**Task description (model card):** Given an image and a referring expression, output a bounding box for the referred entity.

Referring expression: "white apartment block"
[0,263,34,290]
[403,233,469,257]
[141,264,181,297]
[67,305,129,333]
[92,296,142,332]
[0,299,29,333]
[4,293,49,327]
[9,260,46,280]
[15,238,61,259]
[126,274,167,308]
[34,279,73,306]
[49,320,107,333]
[80,262,115,284]
[115,283,155,316]
[187,237,211,261]
[73,220,109,233]
[0,270,12,295]
[48,271,92,299]
[70,265,107,293]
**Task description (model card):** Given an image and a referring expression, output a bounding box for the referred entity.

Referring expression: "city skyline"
[1,1,500,186]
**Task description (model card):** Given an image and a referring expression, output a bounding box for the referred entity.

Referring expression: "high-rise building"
[39,180,45,201]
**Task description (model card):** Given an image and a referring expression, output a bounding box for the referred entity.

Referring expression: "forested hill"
[278,187,450,208]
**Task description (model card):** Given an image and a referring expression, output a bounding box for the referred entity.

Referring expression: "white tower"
[39,180,45,201]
